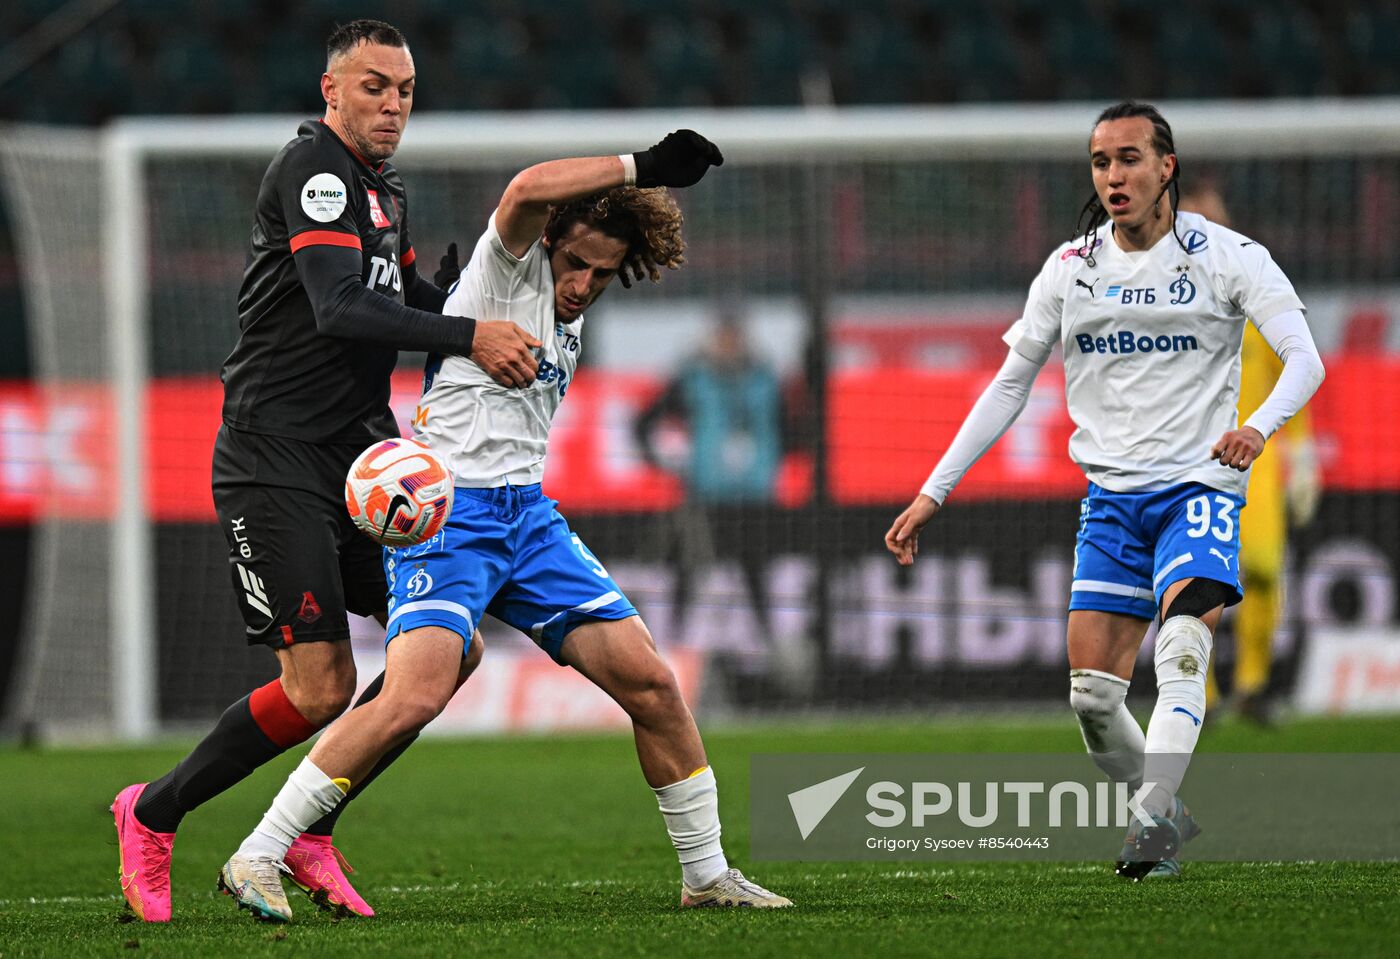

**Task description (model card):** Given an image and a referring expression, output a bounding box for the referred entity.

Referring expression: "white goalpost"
[2,97,1397,741]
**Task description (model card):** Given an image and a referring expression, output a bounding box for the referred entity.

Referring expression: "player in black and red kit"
[111,20,540,922]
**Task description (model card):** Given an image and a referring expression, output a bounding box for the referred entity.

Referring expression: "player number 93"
[1185,494,1235,541]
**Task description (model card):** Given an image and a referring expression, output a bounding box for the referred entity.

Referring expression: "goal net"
[3,100,1399,740]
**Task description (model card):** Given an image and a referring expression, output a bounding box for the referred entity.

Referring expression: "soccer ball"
[345,438,453,547]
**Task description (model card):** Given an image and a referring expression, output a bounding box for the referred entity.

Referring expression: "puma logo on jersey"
[1209,548,1233,568]
[1075,278,1098,296]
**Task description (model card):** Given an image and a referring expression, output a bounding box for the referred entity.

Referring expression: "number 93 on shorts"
[381,483,637,663]
[1069,481,1245,620]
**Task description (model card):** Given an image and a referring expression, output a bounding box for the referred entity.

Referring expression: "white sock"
[1069,669,1145,791]
[237,758,348,862]
[654,766,728,889]
[1143,615,1212,818]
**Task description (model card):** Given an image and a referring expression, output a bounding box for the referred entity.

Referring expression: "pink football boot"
[285,834,375,917]
[111,783,175,922]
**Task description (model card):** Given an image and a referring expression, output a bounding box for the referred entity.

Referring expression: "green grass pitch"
[1,714,1397,957]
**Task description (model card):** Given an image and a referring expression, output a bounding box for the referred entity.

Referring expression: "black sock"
[303,671,416,837]
[134,694,284,833]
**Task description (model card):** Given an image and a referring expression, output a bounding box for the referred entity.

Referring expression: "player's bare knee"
[297,677,357,726]
[621,666,686,724]
[287,692,346,727]
[380,690,448,738]
[278,663,357,726]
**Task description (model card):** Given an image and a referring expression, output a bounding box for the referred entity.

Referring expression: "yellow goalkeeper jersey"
[1238,322,1313,574]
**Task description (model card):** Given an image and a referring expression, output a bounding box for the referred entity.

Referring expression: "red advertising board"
[0,356,1395,522]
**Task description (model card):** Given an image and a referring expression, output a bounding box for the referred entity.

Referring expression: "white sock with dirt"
[1143,615,1213,818]
[654,766,728,889]
[1069,668,1146,791]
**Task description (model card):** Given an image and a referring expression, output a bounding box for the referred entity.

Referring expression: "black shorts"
[212,425,387,649]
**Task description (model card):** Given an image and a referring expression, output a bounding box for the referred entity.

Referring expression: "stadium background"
[0,0,1398,740]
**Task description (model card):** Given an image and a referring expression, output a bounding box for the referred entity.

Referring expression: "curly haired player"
[219,131,792,921]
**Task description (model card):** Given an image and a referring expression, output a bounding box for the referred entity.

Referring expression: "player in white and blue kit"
[885,102,1325,880]
[223,130,792,914]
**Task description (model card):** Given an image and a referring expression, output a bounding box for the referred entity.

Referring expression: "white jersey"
[415,210,582,487]
[1003,211,1304,496]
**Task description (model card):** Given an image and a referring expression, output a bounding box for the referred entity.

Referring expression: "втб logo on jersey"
[1101,277,1196,306]
[1103,284,1156,304]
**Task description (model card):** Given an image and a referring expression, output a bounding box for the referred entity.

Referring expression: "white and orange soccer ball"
[345,437,453,547]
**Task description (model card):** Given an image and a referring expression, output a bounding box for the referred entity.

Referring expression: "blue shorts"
[382,484,637,664]
[1069,481,1245,620]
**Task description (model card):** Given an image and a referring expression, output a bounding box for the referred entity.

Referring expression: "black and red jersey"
[223,119,423,445]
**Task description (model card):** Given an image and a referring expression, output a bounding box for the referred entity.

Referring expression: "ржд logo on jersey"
[1076,331,1199,356]
[367,252,402,293]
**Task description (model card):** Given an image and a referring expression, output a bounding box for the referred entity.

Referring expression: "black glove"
[433,242,461,289]
[632,130,724,189]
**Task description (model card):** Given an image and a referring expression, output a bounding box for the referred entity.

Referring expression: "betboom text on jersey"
[1076,331,1200,356]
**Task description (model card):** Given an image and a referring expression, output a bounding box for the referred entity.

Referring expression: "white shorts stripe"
[530,592,626,644]
[573,591,622,614]
[1153,552,1195,589]
[530,611,564,644]
[387,599,475,636]
[1070,579,1155,602]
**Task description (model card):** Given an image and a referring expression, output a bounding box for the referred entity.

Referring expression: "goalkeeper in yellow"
[1179,183,1322,724]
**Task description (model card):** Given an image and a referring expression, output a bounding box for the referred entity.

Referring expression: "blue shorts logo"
[1183,229,1208,254]
[1169,274,1196,304]
[405,566,433,599]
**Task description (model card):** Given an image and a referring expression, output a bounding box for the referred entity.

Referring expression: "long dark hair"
[1075,100,1187,267]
